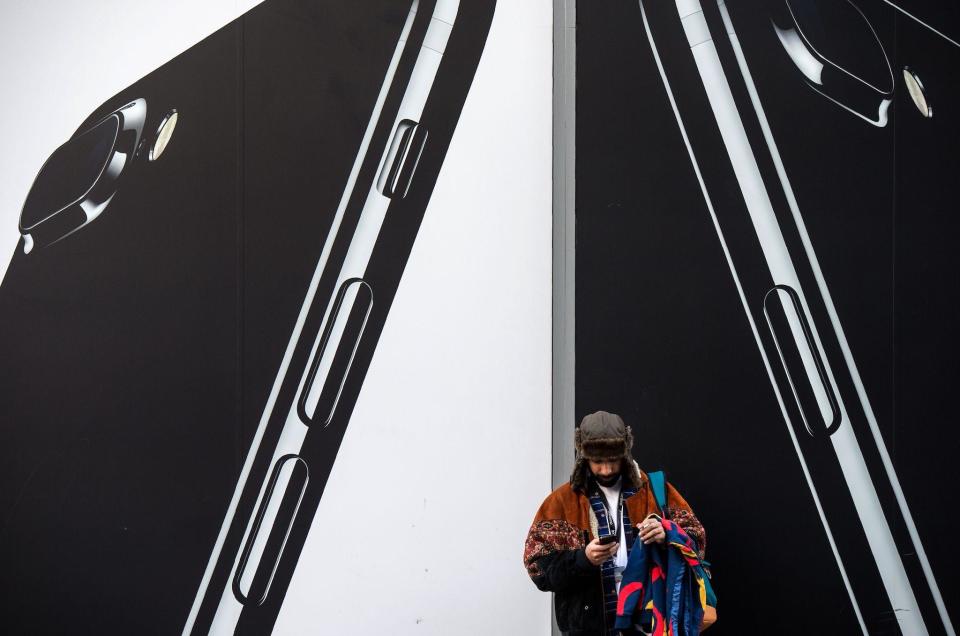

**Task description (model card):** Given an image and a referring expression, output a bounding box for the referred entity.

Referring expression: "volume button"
[297,279,374,427]
[377,119,428,200]
[762,285,842,437]
[232,455,310,606]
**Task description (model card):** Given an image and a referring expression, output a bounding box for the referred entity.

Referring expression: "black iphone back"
[723,0,960,628]
[0,0,413,632]
[576,0,960,632]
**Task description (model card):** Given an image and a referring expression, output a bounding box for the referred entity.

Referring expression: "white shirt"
[598,478,629,591]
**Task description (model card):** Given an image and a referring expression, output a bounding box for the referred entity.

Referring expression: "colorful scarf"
[613,518,708,635]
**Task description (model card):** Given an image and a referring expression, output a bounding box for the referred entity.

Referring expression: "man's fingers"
[585,540,620,565]
[639,520,662,536]
[638,521,664,544]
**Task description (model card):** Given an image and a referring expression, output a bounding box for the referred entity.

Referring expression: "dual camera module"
[773,0,937,124]
[18,99,178,254]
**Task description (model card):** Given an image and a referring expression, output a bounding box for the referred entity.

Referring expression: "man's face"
[588,459,622,487]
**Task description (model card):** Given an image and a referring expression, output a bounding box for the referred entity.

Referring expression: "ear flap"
[624,459,645,491]
[569,457,587,491]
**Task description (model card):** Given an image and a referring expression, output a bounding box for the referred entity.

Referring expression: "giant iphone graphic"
[638,0,957,633]
[0,0,494,633]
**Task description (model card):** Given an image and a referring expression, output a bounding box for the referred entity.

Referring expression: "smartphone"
[598,534,619,545]
[0,0,494,633]
[187,1,496,633]
[638,0,954,634]
[720,0,960,627]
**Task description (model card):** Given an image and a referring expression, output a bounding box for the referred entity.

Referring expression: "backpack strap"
[648,470,667,515]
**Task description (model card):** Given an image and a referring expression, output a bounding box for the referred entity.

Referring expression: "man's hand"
[637,515,666,545]
[585,538,619,566]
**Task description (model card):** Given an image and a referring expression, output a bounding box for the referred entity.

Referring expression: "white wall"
[274,1,553,632]
[0,1,553,633]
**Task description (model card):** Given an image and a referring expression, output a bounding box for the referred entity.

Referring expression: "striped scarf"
[588,481,638,635]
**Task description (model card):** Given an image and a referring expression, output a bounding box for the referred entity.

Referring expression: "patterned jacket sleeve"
[664,482,707,558]
[523,496,598,592]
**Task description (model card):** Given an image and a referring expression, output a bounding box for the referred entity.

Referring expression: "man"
[523,411,706,636]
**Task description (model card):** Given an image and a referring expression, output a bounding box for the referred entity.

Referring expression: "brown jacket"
[523,466,706,634]
[524,468,705,576]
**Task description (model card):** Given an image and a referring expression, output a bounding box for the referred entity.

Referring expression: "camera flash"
[903,68,933,118]
[149,110,179,161]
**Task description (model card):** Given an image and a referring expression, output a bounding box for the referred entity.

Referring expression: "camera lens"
[20,115,120,230]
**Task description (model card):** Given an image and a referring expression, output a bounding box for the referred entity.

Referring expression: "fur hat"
[569,410,644,492]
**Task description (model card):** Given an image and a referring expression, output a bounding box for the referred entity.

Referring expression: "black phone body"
[575,0,960,631]
[879,0,960,47]
[721,1,960,632]
[639,0,958,634]
[190,2,497,632]
[598,533,619,545]
[0,0,494,633]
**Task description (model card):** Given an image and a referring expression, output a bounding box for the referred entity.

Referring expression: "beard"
[593,472,621,487]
